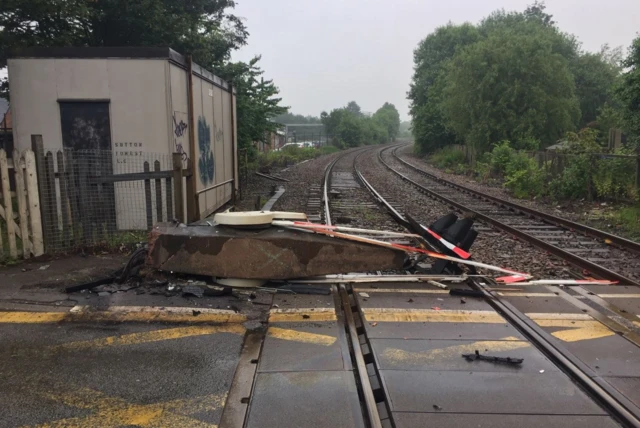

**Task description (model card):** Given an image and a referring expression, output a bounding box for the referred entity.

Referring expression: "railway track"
[231,145,640,428]
[317,144,640,427]
[380,144,640,287]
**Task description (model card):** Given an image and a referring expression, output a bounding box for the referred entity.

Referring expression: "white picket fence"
[0,149,44,259]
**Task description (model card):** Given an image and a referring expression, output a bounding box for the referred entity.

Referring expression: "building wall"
[8,56,236,226]
[8,58,169,153]
[185,69,235,217]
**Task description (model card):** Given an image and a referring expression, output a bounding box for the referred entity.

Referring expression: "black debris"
[449,288,485,298]
[203,286,233,297]
[433,404,442,411]
[462,350,523,365]
[192,310,201,316]
[182,285,205,298]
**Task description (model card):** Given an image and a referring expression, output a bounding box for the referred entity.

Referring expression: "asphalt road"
[0,318,245,427]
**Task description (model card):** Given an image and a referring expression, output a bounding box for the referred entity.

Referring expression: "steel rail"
[391,145,640,255]
[469,278,640,427]
[338,284,382,428]
[353,145,410,229]
[378,146,639,286]
[322,155,339,226]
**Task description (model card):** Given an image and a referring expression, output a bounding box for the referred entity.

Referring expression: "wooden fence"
[30,135,194,253]
[0,148,44,259]
[452,144,640,186]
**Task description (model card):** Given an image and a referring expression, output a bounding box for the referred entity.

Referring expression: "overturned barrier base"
[147,223,406,279]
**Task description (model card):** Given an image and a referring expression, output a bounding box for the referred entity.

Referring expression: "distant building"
[255,129,286,152]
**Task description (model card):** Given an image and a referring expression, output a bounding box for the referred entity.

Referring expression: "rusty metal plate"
[258,323,348,372]
[381,371,606,415]
[246,372,365,428]
[393,413,619,428]
[370,338,559,373]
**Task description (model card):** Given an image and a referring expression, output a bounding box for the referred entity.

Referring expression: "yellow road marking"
[382,336,529,364]
[48,325,245,353]
[0,312,67,323]
[358,308,614,344]
[267,327,337,346]
[353,288,449,294]
[25,386,225,428]
[0,308,246,324]
[269,307,337,322]
[362,308,506,323]
[535,319,616,342]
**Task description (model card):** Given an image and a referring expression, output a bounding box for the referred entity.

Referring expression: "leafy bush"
[489,140,514,175]
[318,145,340,155]
[504,156,547,198]
[258,146,319,169]
[513,136,540,151]
[592,150,638,201]
[548,154,591,200]
[429,146,467,169]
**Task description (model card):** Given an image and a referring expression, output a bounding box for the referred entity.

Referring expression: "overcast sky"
[231,0,640,121]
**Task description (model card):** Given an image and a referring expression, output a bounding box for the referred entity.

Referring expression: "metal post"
[30,135,50,252]
[229,84,237,206]
[636,154,640,192]
[172,153,185,223]
[186,55,199,222]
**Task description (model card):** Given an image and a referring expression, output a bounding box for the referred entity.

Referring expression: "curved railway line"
[382,144,640,287]
[312,144,640,428]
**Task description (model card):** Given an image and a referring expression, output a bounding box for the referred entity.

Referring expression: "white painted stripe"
[597,294,640,299]
[362,308,496,315]
[525,312,592,320]
[498,292,558,297]
[353,288,449,294]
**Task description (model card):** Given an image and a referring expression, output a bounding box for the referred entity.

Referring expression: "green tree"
[0,0,288,159]
[373,102,400,141]
[321,101,393,147]
[218,57,287,159]
[571,52,620,127]
[0,0,248,97]
[616,36,640,147]
[440,25,579,153]
[345,101,363,116]
[408,23,480,154]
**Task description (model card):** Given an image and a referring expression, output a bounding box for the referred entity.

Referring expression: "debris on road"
[462,350,523,365]
[449,289,484,298]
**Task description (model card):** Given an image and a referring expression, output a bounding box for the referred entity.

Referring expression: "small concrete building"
[8,47,237,227]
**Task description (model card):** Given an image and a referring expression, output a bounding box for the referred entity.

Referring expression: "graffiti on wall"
[214,121,224,145]
[172,112,188,160]
[198,116,215,185]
